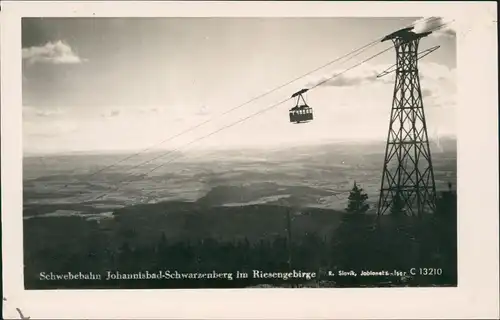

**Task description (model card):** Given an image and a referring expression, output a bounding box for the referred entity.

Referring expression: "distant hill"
[24,138,456,162]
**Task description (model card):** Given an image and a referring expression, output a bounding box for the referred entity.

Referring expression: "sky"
[22,17,457,154]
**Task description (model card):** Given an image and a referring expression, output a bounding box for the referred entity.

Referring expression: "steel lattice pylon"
[377,28,437,217]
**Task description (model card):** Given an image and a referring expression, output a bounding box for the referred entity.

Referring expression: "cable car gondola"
[289,88,313,124]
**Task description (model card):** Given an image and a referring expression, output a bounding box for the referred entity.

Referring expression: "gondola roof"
[291,88,309,98]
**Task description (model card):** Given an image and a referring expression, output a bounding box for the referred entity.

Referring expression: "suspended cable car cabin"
[289,88,313,124]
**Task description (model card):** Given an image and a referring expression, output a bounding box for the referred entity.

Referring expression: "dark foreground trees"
[24,185,457,289]
[24,211,457,289]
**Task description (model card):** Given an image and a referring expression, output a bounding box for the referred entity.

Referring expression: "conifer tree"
[346,181,369,214]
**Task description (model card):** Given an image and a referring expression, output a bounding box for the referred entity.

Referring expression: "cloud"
[22,41,87,65]
[138,107,160,114]
[421,88,434,98]
[306,63,390,88]
[23,106,66,119]
[413,17,456,38]
[307,59,456,95]
[304,61,455,114]
[24,120,79,138]
[101,109,121,118]
[35,109,63,117]
[311,73,376,87]
[197,105,211,116]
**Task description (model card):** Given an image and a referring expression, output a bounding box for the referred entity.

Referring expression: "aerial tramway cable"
[47,17,439,192]
[43,40,381,194]
[44,30,387,196]
[60,35,383,183]
[88,43,407,202]
[32,18,447,206]
[87,19,453,203]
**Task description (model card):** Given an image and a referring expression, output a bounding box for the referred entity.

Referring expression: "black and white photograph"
[1,1,499,319]
[21,15,459,290]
